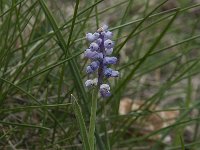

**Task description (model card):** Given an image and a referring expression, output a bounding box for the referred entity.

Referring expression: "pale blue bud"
[100,84,111,97]
[93,32,100,39]
[84,49,103,60]
[84,49,96,58]
[105,48,113,55]
[111,70,119,77]
[86,33,95,42]
[90,61,99,70]
[85,78,98,87]
[95,52,103,60]
[103,31,113,39]
[103,57,117,64]
[104,68,119,77]
[104,68,112,77]
[86,66,94,74]
[86,61,99,74]
[96,38,102,45]
[104,39,114,49]
[89,42,99,51]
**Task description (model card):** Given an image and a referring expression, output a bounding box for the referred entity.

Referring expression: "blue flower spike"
[84,25,119,97]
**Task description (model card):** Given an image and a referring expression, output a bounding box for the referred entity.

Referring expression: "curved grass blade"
[71,94,90,150]
[0,103,71,113]
[0,121,50,130]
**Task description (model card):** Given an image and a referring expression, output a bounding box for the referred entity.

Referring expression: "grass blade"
[72,94,90,150]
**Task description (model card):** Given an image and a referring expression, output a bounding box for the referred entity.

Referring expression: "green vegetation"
[0,0,200,149]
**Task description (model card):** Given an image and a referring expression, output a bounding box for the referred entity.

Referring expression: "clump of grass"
[1,0,200,149]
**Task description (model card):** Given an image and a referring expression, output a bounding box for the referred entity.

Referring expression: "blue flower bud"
[100,84,111,97]
[96,38,102,45]
[86,61,100,74]
[104,68,112,77]
[104,68,119,78]
[85,80,93,87]
[85,78,98,87]
[84,49,96,58]
[95,52,103,60]
[89,42,99,51]
[93,32,100,39]
[103,57,117,65]
[86,33,95,42]
[111,70,119,77]
[90,61,99,70]
[103,31,113,39]
[84,49,103,60]
[105,48,113,55]
[86,66,94,74]
[104,39,114,49]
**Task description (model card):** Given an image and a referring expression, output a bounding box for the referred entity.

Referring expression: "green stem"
[89,88,98,150]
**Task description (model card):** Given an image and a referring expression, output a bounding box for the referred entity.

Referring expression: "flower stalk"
[85,25,119,149]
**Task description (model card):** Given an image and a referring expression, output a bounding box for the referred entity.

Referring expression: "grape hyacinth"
[84,25,119,97]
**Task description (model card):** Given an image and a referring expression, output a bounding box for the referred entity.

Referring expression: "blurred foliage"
[0,0,200,149]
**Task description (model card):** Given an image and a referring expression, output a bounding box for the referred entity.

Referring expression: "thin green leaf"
[72,94,90,150]
[0,121,49,130]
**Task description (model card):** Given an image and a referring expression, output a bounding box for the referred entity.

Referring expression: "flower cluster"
[84,25,119,97]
